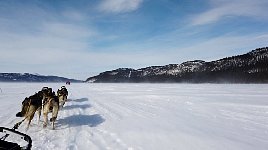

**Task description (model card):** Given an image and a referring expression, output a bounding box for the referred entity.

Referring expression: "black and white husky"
[57,86,68,108]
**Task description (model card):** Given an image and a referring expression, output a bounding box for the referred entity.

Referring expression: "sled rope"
[0,118,27,140]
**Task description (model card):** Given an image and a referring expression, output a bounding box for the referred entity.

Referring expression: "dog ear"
[42,87,48,90]
[38,91,43,95]
[22,97,28,104]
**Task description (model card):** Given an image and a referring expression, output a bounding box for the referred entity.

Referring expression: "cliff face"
[86,47,268,83]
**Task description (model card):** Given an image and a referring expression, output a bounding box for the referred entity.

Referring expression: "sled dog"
[57,86,68,108]
[42,88,59,130]
[15,90,44,130]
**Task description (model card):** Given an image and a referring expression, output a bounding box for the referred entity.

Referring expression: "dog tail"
[16,112,23,117]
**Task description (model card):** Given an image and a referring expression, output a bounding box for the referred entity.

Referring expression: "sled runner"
[0,127,32,150]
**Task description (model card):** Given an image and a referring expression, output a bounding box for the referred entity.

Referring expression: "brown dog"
[42,88,59,130]
[15,91,44,130]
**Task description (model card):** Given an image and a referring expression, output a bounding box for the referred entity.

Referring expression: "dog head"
[42,87,49,91]
[37,91,44,99]
[57,89,64,96]
[42,87,54,97]
[60,87,68,95]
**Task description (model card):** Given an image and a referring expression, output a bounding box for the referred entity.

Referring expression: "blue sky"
[0,0,268,80]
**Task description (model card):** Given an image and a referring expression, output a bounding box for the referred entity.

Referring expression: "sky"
[0,0,268,80]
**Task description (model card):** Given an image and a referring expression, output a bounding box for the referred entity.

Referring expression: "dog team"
[15,86,68,130]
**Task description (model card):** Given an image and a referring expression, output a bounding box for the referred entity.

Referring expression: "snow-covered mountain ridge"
[86,47,268,83]
[0,73,81,82]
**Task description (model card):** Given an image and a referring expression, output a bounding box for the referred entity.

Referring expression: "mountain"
[0,73,82,82]
[86,47,268,83]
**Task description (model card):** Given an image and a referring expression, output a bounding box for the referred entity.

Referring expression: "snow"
[128,71,132,78]
[109,72,118,75]
[1,83,268,150]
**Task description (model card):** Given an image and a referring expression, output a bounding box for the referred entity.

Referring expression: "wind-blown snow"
[0,83,268,150]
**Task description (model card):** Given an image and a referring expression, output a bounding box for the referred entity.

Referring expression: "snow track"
[0,83,268,150]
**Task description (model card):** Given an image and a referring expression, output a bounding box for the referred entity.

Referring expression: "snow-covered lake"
[0,83,268,150]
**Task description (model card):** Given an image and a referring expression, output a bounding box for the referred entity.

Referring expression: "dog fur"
[16,87,60,130]
[15,91,44,130]
[57,86,68,108]
[42,88,59,130]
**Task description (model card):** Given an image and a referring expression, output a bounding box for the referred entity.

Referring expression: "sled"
[0,127,32,150]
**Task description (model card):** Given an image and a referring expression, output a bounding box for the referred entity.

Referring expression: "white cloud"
[98,0,143,13]
[0,31,88,65]
[1,0,267,80]
[170,33,268,62]
[191,0,268,25]
[76,32,268,77]
[61,10,86,21]
[0,3,96,79]
[41,22,94,40]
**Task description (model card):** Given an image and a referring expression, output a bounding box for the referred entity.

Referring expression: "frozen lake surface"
[0,83,268,150]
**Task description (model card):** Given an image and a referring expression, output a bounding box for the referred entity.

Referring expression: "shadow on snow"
[57,97,104,128]
[68,98,88,103]
[63,104,91,110]
[58,114,105,128]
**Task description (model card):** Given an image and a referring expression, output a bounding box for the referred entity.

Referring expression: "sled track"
[0,83,268,150]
